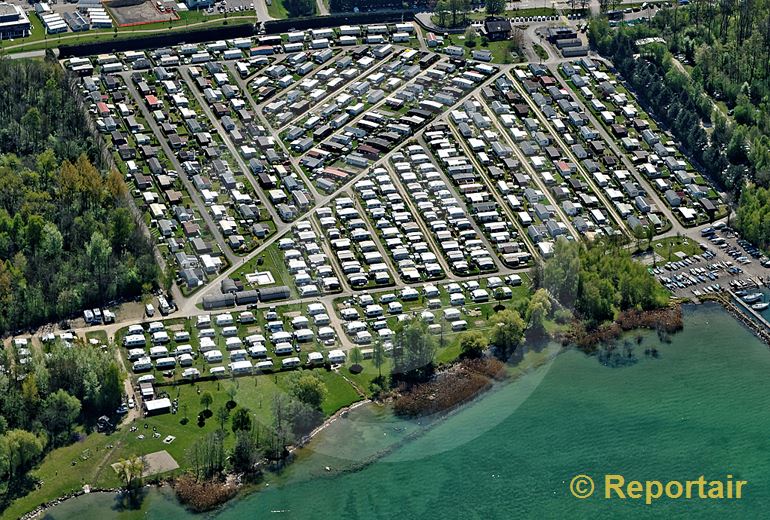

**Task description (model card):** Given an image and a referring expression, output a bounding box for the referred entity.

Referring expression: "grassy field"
[649,236,703,262]
[533,43,549,61]
[266,0,289,19]
[2,367,362,520]
[230,242,300,300]
[465,39,523,64]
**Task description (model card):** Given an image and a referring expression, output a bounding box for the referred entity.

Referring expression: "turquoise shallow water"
[45,304,770,519]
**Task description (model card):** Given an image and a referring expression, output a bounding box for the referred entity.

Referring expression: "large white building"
[0,3,31,40]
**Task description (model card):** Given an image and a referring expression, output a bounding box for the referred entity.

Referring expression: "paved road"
[180,65,284,226]
[475,87,581,241]
[506,69,630,238]
[121,73,240,267]
[256,0,273,21]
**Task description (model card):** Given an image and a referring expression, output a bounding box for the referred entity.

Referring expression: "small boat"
[743,292,763,303]
[752,302,769,311]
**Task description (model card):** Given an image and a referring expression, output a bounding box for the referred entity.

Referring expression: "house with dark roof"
[483,19,512,41]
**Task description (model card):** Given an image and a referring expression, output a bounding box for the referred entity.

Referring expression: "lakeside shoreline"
[24,346,562,518]
[20,396,373,520]
[27,301,765,519]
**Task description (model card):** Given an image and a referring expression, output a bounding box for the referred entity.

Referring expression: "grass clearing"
[533,43,549,61]
[267,0,289,19]
[649,236,703,262]
[3,367,362,520]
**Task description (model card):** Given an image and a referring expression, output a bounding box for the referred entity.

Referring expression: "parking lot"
[652,223,770,300]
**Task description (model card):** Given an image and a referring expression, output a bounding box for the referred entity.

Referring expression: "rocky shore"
[21,487,122,520]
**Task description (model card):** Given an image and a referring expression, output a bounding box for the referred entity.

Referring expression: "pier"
[717,289,770,345]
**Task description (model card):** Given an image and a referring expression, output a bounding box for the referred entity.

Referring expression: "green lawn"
[2,367,363,520]
[533,43,549,61]
[476,40,523,64]
[230,242,299,300]
[85,330,109,346]
[648,236,703,262]
[267,0,289,19]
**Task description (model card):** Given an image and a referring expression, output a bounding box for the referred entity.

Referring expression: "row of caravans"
[132,348,346,373]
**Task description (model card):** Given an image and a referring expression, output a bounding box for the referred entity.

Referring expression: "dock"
[721,289,770,345]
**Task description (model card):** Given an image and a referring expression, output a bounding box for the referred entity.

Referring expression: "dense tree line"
[0,59,95,160]
[590,11,770,248]
[0,59,158,334]
[0,151,158,333]
[329,0,414,12]
[537,239,668,324]
[736,186,770,249]
[0,340,123,503]
[283,0,316,17]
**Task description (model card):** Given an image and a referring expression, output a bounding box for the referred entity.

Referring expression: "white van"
[198,328,216,338]
[148,321,164,333]
[274,343,294,356]
[123,334,146,347]
[204,350,223,363]
[174,344,193,356]
[255,359,274,371]
[199,337,217,352]
[151,331,170,344]
[222,326,238,337]
[127,324,144,336]
[182,367,200,379]
[155,357,176,369]
[132,357,152,372]
[210,366,226,377]
[451,320,468,331]
[128,348,146,361]
[174,331,191,342]
[249,344,268,358]
[149,345,169,359]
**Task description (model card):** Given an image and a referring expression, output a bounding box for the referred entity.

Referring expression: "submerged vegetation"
[394,358,507,417]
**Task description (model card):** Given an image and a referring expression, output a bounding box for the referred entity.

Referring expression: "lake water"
[44,304,770,519]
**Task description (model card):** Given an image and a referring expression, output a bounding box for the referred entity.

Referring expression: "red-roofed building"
[322,167,349,180]
[145,95,162,109]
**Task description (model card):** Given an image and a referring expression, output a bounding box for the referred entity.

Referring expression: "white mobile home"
[204,350,223,363]
[123,334,146,347]
[155,356,176,369]
[230,360,253,375]
[274,343,294,356]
